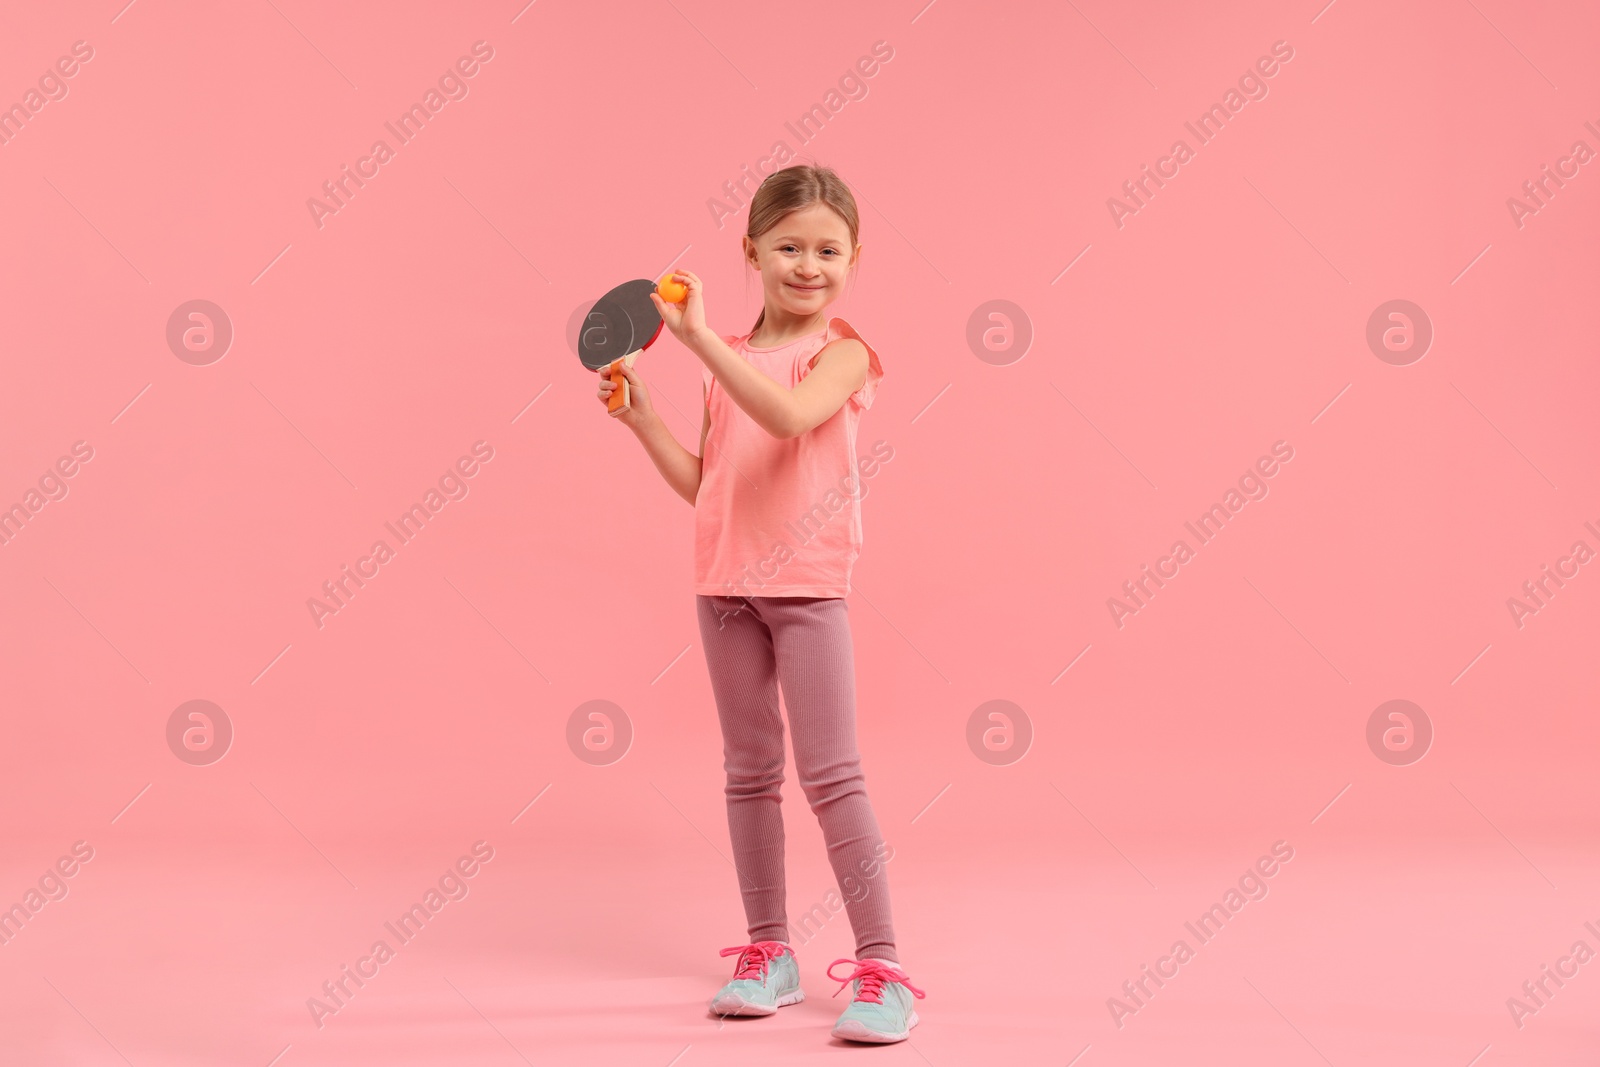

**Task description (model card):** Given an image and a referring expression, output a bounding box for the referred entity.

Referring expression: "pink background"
[1,0,1596,1063]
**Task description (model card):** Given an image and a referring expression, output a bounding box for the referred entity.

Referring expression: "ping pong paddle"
[579,278,665,417]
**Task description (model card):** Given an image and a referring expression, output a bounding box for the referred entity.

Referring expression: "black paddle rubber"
[578,278,664,371]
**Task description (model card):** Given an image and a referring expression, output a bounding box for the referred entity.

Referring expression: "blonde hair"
[744,164,861,335]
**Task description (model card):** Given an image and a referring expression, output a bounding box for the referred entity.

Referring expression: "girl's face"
[744,203,859,319]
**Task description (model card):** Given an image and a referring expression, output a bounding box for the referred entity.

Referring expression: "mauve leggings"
[695,594,898,964]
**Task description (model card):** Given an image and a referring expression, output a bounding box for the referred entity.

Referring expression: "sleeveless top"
[693,316,884,598]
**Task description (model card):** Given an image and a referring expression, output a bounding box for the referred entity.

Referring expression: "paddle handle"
[604,351,641,416]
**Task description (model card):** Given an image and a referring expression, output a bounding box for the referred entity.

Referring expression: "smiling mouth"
[787,283,825,292]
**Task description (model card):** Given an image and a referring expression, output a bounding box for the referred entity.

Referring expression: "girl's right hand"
[597,360,655,430]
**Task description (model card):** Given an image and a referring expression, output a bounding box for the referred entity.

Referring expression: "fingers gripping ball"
[657,273,688,305]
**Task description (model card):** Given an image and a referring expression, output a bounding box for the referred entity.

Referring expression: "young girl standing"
[595,164,925,1044]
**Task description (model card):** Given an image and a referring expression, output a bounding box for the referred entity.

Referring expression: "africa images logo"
[306,41,495,229]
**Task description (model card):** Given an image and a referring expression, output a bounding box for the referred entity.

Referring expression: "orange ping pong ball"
[657,273,689,304]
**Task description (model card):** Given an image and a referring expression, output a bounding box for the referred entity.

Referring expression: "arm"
[688,328,868,440]
[627,381,712,506]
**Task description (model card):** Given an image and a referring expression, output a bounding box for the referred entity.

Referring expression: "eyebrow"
[772,235,844,244]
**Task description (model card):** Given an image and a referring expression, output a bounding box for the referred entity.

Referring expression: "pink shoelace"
[720,940,790,984]
[827,958,928,1005]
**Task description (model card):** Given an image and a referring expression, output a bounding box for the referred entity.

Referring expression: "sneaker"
[709,940,804,1016]
[827,957,926,1043]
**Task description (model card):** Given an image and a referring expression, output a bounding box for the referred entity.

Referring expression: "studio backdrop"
[0,1,1596,1064]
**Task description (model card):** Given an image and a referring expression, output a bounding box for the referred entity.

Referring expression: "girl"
[595,164,925,1045]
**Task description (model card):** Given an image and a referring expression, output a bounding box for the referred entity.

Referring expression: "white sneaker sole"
[832,1009,920,1043]
[710,987,805,1016]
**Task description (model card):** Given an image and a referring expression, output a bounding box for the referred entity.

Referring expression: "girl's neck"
[748,308,827,348]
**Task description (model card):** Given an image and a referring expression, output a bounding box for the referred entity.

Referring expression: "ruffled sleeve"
[820,317,883,410]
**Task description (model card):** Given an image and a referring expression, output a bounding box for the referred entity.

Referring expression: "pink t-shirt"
[694,316,884,598]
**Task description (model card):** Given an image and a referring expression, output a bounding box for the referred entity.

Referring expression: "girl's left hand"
[650,269,707,344]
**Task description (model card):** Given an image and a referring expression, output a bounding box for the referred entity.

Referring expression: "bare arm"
[687,328,868,439]
[628,381,712,506]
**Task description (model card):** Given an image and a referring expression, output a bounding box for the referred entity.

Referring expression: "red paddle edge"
[640,318,665,351]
